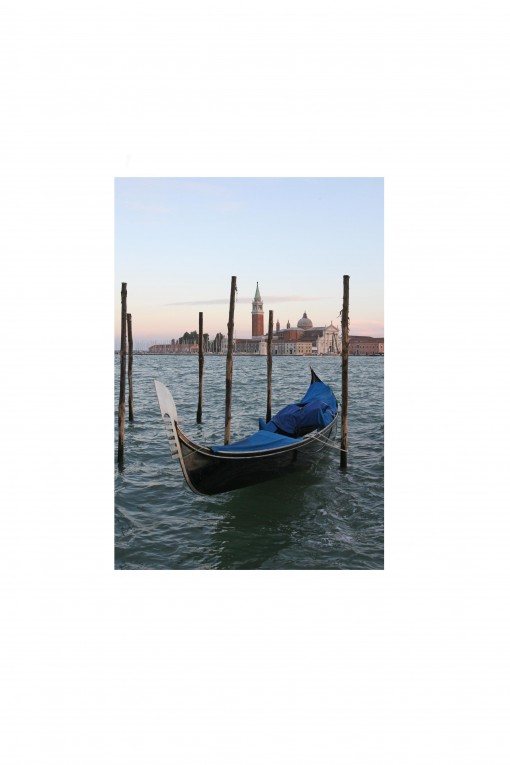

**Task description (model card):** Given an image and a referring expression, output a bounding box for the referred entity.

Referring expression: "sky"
[114,177,383,347]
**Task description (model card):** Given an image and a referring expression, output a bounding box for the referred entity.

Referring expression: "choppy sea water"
[114,354,383,569]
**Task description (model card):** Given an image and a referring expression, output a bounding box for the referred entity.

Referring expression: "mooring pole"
[224,276,237,444]
[127,312,134,422]
[117,282,127,465]
[266,309,273,422]
[197,311,204,424]
[340,275,350,469]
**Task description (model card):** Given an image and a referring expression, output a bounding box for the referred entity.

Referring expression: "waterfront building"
[273,340,314,356]
[148,342,199,353]
[272,311,340,355]
[154,283,383,356]
[349,336,384,355]
[220,283,267,354]
[224,284,342,355]
[251,281,264,338]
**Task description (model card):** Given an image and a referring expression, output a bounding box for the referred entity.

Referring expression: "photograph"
[114,177,384,569]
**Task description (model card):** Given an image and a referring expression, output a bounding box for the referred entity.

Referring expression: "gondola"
[154,369,338,496]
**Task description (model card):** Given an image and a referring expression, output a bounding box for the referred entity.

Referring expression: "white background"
[1,1,509,763]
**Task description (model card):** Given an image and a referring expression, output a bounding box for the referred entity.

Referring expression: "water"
[115,354,384,569]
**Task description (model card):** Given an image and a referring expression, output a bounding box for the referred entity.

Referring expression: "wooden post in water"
[127,313,134,422]
[224,276,237,444]
[340,275,350,469]
[117,282,127,465]
[197,311,204,423]
[266,309,273,422]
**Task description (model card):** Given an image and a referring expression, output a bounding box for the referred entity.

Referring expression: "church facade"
[272,312,340,355]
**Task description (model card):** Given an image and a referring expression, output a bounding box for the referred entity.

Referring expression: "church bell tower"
[251,282,264,337]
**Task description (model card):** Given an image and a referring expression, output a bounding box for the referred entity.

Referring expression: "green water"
[115,354,383,569]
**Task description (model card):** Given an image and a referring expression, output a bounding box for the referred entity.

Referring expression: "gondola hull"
[175,418,337,496]
[155,371,338,496]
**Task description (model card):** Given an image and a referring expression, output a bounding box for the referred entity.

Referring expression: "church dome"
[297,311,313,329]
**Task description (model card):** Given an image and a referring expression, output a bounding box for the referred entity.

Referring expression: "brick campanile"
[251,282,264,337]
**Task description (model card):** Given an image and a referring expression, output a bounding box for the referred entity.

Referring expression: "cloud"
[165,298,237,306]
[165,295,330,306]
[264,295,329,303]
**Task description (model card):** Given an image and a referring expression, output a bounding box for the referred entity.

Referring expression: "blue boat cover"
[210,429,302,454]
[299,380,337,409]
[260,381,337,437]
[209,378,336,453]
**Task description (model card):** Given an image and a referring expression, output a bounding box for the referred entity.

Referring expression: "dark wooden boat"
[154,369,338,496]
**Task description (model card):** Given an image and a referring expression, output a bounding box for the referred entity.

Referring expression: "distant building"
[233,337,267,354]
[226,284,341,355]
[199,283,382,357]
[273,340,314,356]
[251,282,264,338]
[221,283,268,354]
[349,336,384,355]
[272,311,340,355]
[148,342,198,354]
